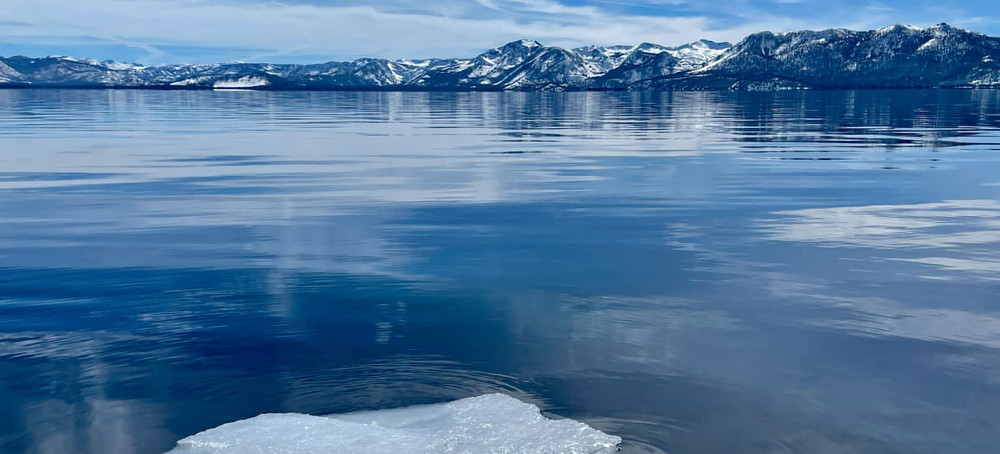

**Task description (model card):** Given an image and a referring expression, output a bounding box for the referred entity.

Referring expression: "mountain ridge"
[2,23,999,91]
[639,23,1000,90]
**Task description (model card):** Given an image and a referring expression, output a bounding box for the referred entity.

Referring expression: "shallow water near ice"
[2,89,1000,454]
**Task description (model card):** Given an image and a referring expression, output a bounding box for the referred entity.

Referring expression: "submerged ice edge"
[166,393,622,454]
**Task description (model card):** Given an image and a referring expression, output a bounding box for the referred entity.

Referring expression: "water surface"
[1,89,1000,453]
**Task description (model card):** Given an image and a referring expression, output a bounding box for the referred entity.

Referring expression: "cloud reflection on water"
[763,200,1000,281]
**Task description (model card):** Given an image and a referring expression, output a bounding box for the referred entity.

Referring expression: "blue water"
[1,89,1000,454]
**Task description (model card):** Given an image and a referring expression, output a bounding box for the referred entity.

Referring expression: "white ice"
[212,76,270,89]
[166,393,621,454]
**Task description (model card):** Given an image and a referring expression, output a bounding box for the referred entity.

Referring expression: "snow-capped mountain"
[407,39,598,90]
[641,23,1000,90]
[1,24,998,91]
[0,56,149,86]
[0,60,23,83]
[0,37,728,90]
[590,40,731,88]
[572,45,634,75]
[406,38,731,90]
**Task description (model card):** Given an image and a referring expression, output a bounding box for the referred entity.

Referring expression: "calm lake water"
[1,89,1000,454]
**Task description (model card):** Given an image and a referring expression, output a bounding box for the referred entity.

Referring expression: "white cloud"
[0,0,809,63]
[0,0,993,63]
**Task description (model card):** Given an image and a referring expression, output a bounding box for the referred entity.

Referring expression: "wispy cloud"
[0,0,995,64]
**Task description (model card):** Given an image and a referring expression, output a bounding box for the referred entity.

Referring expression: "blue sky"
[0,0,996,64]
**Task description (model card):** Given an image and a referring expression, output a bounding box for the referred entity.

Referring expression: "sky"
[0,0,997,65]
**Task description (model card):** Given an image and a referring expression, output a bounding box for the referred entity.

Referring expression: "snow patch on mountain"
[213,76,270,89]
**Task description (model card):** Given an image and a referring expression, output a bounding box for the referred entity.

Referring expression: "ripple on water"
[280,355,541,413]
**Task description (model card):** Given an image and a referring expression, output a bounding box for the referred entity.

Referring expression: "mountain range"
[1,23,998,91]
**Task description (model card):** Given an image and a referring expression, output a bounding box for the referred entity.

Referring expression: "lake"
[1,89,999,454]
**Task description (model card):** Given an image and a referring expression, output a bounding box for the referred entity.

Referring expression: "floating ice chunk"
[167,393,620,454]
